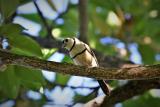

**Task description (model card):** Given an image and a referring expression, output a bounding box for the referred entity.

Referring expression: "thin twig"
[46,0,57,12]
[33,0,53,38]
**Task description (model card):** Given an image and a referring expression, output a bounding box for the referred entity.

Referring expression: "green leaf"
[57,9,78,37]
[123,93,160,107]
[0,65,45,99]
[0,23,43,58]
[74,92,96,103]
[42,48,57,59]
[15,66,46,90]
[0,65,20,99]
[138,44,155,64]
[55,73,70,85]
[0,0,19,19]
[39,27,47,37]
[9,35,43,57]
[0,23,25,35]
[62,55,73,63]
[19,0,32,6]
[91,11,109,35]
[18,13,42,24]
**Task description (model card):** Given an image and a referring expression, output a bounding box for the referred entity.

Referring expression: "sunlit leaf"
[42,48,57,59]
[62,55,73,63]
[55,73,70,85]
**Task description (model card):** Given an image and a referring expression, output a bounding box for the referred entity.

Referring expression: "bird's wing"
[84,44,99,66]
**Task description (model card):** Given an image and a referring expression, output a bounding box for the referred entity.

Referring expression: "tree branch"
[100,79,160,107]
[78,0,88,44]
[1,49,160,80]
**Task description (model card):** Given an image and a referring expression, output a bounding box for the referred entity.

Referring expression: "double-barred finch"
[62,37,111,96]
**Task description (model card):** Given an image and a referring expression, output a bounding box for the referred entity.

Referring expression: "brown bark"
[1,49,160,80]
[100,79,160,107]
[78,0,88,44]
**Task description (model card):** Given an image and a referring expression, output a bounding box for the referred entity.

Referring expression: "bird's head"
[62,38,75,50]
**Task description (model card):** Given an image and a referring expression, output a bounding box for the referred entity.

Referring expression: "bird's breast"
[70,51,97,67]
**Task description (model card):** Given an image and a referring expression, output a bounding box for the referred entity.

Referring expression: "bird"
[62,37,111,96]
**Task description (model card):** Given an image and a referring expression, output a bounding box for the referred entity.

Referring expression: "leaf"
[0,23,43,58]
[18,13,42,24]
[39,27,47,37]
[42,48,57,59]
[74,92,96,103]
[9,35,43,57]
[138,44,155,64]
[123,93,160,107]
[15,66,46,90]
[61,55,73,63]
[57,9,78,37]
[19,0,32,5]
[0,65,46,99]
[0,0,19,19]
[0,65,20,99]
[55,73,70,85]
[0,23,25,35]
[91,11,109,35]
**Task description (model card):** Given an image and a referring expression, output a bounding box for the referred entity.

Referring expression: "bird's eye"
[65,39,68,42]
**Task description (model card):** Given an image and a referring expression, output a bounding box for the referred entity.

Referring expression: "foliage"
[123,93,160,107]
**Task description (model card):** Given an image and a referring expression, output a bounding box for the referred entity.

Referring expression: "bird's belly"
[72,51,96,67]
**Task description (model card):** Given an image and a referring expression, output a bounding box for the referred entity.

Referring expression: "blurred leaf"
[15,66,46,90]
[110,80,119,88]
[0,65,20,99]
[39,27,47,37]
[42,48,57,59]
[0,65,45,99]
[74,91,96,103]
[57,9,78,37]
[91,11,109,35]
[138,44,155,64]
[9,35,43,57]
[55,73,70,85]
[123,93,160,107]
[19,13,42,24]
[133,19,160,37]
[0,23,25,35]
[0,0,19,19]
[0,23,43,57]
[91,0,114,10]
[96,41,117,56]
[62,55,73,63]
[19,0,32,5]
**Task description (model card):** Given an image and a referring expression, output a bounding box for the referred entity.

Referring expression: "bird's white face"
[62,38,74,50]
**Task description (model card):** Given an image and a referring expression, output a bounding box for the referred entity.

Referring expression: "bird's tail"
[97,80,111,96]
